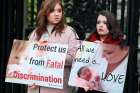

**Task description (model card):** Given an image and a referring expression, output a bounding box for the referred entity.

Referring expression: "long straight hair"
[35,0,65,40]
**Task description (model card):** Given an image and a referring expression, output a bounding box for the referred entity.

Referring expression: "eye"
[103,21,107,24]
[103,50,113,55]
[106,51,113,55]
[97,21,101,24]
[57,9,62,13]
[97,21,107,24]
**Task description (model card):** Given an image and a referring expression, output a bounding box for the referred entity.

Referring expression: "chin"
[97,31,108,35]
[53,22,60,24]
[99,33,108,36]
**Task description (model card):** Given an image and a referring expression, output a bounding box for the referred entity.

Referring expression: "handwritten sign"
[5,39,68,89]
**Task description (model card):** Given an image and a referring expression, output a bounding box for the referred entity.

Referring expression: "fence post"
[123,0,140,92]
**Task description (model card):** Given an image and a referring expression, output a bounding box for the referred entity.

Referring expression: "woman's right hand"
[28,83,38,89]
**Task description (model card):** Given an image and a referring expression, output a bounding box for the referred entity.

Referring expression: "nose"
[99,22,104,27]
[54,11,59,16]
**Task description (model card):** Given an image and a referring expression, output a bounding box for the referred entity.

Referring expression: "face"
[102,44,122,64]
[47,3,62,25]
[79,67,92,81]
[96,15,109,36]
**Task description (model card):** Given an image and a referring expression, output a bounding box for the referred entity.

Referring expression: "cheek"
[106,54,118,63]
[96,25,100,30]
[59,14,63,20]
[47,14,53,19]
[104,27,109,33]
[47,16,51,22]
[102,26,109,34]
[59,13,62,16]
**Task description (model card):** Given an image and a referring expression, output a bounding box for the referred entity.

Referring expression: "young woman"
[87,10,124,43]
[27,0,79,93]
[86,10,129,93]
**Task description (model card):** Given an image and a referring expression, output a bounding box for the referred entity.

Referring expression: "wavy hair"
[97,11,123,39]
[87,10,124,46]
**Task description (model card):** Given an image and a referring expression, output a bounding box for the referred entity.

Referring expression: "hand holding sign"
[5,39,68,89]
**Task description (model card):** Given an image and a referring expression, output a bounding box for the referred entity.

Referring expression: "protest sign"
[5,39,68,89]
[68,41,129,93]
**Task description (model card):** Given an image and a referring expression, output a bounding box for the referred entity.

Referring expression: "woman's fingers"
[28,83,38,89]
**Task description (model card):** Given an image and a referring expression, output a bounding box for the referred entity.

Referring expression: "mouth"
[98,28,104,32]
[55,18,61,20]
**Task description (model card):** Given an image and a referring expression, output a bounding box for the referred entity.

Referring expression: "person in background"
[86,10,127,77]
[27,0,79,93]
[87,10,124,43]
[86,10,129,93]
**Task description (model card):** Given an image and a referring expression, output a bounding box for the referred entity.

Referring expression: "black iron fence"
[25,0,128,38]
[0,0,139,93]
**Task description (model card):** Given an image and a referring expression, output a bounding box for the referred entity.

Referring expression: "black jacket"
[76,88,107,93]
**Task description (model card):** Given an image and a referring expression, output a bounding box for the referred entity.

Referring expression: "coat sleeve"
[28,29,38,41]
[65,27,80,65]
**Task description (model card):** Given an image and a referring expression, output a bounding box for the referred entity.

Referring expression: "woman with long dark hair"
[28,0,79,93]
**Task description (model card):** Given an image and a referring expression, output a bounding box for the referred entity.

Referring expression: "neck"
[100,35,108,42]
[46,24,55,34]
[47,24,55,29]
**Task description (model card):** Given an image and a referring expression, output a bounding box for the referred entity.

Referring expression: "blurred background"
[0,0,140,93]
